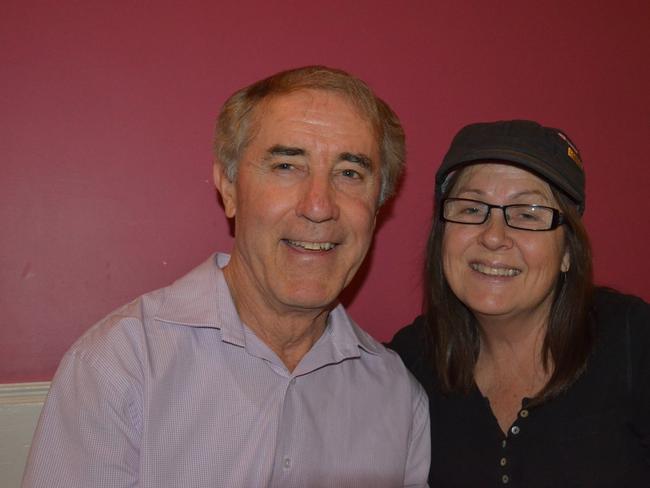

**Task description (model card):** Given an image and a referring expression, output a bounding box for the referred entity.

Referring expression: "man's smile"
[284,239,338,251]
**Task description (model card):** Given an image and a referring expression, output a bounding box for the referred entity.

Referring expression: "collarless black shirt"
[389,289,650,487]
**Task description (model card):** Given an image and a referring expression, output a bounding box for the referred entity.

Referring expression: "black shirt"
[389,289,650,487]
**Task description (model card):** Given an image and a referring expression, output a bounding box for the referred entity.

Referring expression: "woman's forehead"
[449,163,559,206]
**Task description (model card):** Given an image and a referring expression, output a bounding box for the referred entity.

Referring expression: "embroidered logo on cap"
[557,131,583,168]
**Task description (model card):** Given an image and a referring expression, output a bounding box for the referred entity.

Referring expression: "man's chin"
[275,286,342,314]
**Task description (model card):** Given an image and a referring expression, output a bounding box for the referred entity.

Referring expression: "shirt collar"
[154,253,246,346]
[154,253,381,356]
[325,305,382,356]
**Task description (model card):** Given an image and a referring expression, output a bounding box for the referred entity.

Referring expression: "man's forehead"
[254,89,369,124]
[249,89,380,151]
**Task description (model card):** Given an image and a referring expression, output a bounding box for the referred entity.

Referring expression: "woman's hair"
[423,164,594,403]
[214,65,405,206]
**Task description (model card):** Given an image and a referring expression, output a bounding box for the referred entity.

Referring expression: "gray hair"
[214,65,405,205]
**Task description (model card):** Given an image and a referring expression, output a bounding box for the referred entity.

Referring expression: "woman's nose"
[478,208,513,249]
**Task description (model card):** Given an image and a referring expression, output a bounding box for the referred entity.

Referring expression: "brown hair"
[214,65,405,205]
[423,164,594,403]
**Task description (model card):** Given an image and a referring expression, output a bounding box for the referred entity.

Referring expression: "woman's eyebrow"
[509,189,551,201]
[453,187,484,196]
[454,188,550,201]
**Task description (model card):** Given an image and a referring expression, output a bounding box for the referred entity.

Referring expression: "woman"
[390,120,650,487]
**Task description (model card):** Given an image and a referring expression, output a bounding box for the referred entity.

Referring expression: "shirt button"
[511,425,520,435]
[500,457,507,466]
[520,409,529,418]
[501,440,507,448]
[502,474,510,484]
[289,378,296,386]
[283,457,291,469]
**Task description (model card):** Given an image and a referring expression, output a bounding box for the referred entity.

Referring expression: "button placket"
[499,435,510,485]
[272,376,298,480]
[499,406,530,485]
[283,377,296,472]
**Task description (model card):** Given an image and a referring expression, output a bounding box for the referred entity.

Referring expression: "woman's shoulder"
[387,316,435,382]
[388,315,426,354]
[592,287,650,327]
[591,287,650,363]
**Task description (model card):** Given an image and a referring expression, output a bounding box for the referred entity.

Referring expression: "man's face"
[215,89,382,316]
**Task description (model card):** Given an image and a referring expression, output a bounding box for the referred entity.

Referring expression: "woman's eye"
[512,208,541,221]
[461,206,480,214]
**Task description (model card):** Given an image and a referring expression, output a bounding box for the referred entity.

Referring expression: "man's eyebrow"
[340,152,373,169]
[267,145,305,157]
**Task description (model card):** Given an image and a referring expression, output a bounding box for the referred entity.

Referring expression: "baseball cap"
[436,120,585,213]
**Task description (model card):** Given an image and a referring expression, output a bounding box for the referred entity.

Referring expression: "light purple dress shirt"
[23,254,430,487]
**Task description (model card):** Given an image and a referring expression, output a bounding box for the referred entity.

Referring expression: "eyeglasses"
[441,198,565,231]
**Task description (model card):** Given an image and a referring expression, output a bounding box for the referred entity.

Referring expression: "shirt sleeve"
[403,381,431,488]
[22,350,141,488]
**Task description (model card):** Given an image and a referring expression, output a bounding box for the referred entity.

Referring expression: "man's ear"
[213,163,237,218]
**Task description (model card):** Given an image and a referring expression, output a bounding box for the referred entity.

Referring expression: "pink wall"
[2,1,649,382]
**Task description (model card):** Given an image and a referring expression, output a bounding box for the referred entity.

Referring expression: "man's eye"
[341,169,361,179]
[273,162,293,171]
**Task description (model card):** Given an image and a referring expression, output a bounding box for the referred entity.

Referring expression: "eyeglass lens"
[443,199,557,230]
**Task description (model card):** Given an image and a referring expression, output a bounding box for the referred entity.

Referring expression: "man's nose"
[295,173,340,223]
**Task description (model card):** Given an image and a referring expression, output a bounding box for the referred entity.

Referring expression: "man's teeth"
[471,263,521,277]
[286,240,336,251]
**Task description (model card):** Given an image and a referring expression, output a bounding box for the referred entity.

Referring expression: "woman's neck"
[474,312,553,434]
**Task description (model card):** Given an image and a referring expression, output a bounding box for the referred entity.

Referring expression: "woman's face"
[442,163,570,325]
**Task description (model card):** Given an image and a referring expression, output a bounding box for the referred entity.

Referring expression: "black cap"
[436,120,585,214]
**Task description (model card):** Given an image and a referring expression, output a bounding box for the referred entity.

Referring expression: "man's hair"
[422,164,594,403]
[214,65,405,205]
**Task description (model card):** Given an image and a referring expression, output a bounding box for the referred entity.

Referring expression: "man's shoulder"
[357,323,411,370]
[339,314,424,393]
[65,282,165,372]
[66,254,225,367]
[330,306,400,362]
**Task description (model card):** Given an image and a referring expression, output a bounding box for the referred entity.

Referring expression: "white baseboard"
[0,382,50,488]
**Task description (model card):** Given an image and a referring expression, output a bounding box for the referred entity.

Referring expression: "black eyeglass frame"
[441,197,565,231]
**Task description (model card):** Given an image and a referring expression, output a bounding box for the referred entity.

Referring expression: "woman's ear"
[213,163,237,218]
[560,249,571,273]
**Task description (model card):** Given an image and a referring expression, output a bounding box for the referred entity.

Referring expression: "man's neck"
[222,260,330,373]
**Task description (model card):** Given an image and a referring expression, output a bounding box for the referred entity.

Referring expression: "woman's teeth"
[471,263,521,277]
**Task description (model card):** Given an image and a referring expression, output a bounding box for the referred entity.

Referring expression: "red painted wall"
[2,1,649,382]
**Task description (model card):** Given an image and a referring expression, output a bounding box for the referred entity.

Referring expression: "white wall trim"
[0,382,50,488]
[0,382,50,405]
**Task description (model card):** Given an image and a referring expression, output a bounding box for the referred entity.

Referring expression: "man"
[23,66,430,487]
